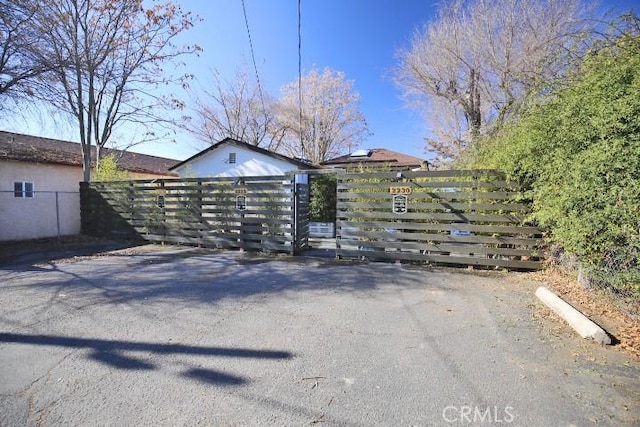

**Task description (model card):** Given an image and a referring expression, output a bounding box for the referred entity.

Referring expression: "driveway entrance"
[1,245,638,426]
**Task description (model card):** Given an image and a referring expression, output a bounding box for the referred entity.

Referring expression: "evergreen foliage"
[309,174,337,222]
[471,20,640,294]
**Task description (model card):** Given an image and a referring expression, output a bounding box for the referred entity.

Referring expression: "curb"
[535,286,611,345]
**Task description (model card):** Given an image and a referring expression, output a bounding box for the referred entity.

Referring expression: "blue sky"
[2,0,637,162]
[164,0,440,161]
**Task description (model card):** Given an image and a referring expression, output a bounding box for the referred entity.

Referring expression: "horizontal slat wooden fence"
[336,169,545,270]
[81,175,308,254]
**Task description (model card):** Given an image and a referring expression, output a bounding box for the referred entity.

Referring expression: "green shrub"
[93,153,131,182]
[472,24,640,295]
[309,173,337,222]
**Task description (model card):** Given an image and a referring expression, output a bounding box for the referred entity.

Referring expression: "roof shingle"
[0,130,179,176]
[322,148,426,169]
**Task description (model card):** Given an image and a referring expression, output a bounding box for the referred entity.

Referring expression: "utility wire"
[241,0,266,115]
[297,0,304,159]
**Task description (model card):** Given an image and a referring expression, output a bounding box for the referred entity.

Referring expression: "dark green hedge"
[310,174,337,223]
[470,23,640,295]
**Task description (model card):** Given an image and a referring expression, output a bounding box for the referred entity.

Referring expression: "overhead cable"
[241,0,267,115]
[298,0,304,158]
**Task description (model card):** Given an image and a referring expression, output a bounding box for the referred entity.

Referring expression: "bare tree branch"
[183,67,285,151]
[395,0,595,164]
[0,1,53,112]
[32,0,200,181]
[276,66,370,165]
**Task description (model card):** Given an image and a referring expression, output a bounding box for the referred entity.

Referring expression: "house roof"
[0,130,179,176]
[169,137,317,171]
[322,148,427,169]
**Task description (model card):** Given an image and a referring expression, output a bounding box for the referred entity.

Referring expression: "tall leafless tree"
[185,68,286,150]
[276,66,369,165]
[395,0,593,163]
[32,0,200,182]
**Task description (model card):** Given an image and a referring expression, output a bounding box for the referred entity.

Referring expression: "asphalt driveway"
[0,245,638,426]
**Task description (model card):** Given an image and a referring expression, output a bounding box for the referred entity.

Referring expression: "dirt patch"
[524,267,640,361]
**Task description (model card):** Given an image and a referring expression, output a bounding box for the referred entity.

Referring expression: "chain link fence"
[549,243,640,320]
[0,191,81,242]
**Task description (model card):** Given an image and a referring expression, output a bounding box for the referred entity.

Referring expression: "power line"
[241,0,266,115]
[297,0,304,159]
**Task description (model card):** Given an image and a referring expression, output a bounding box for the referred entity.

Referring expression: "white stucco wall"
[0,161,83,241]
[174,144,304,178]
[0,160,175,241]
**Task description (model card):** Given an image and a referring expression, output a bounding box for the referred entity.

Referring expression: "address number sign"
[389,186,412,195]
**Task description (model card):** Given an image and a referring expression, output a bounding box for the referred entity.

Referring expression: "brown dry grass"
[525,267,640,361]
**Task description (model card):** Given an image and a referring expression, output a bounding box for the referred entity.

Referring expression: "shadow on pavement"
[0,238,144,269]
[182,368,249,386]
[2,248,434,310]
[0,332,293,386]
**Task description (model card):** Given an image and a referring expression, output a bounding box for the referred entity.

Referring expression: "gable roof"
[0,130,179,176]
[169,137,317,171]
[322,148,427,169]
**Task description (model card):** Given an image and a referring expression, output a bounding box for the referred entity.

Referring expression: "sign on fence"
[236,195,247,211]
[392,194,408,214]
[389,186,412,195]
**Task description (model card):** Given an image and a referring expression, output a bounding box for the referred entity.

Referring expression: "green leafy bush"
[471,25,640,294]
[309,173,337,222]
[93,153,131,182]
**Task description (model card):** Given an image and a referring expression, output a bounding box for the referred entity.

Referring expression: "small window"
[14,181,34,198]
[228,152,237,164]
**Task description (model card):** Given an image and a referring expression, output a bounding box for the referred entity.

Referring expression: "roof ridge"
[169,137,318,171]
[0,130,179,176]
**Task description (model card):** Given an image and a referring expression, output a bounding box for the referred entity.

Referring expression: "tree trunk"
[95,144,102,176]
[467,68,482,140]
[82,143,91,182]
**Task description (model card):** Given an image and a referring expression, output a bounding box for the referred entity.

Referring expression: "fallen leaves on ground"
[526,267,640,361]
